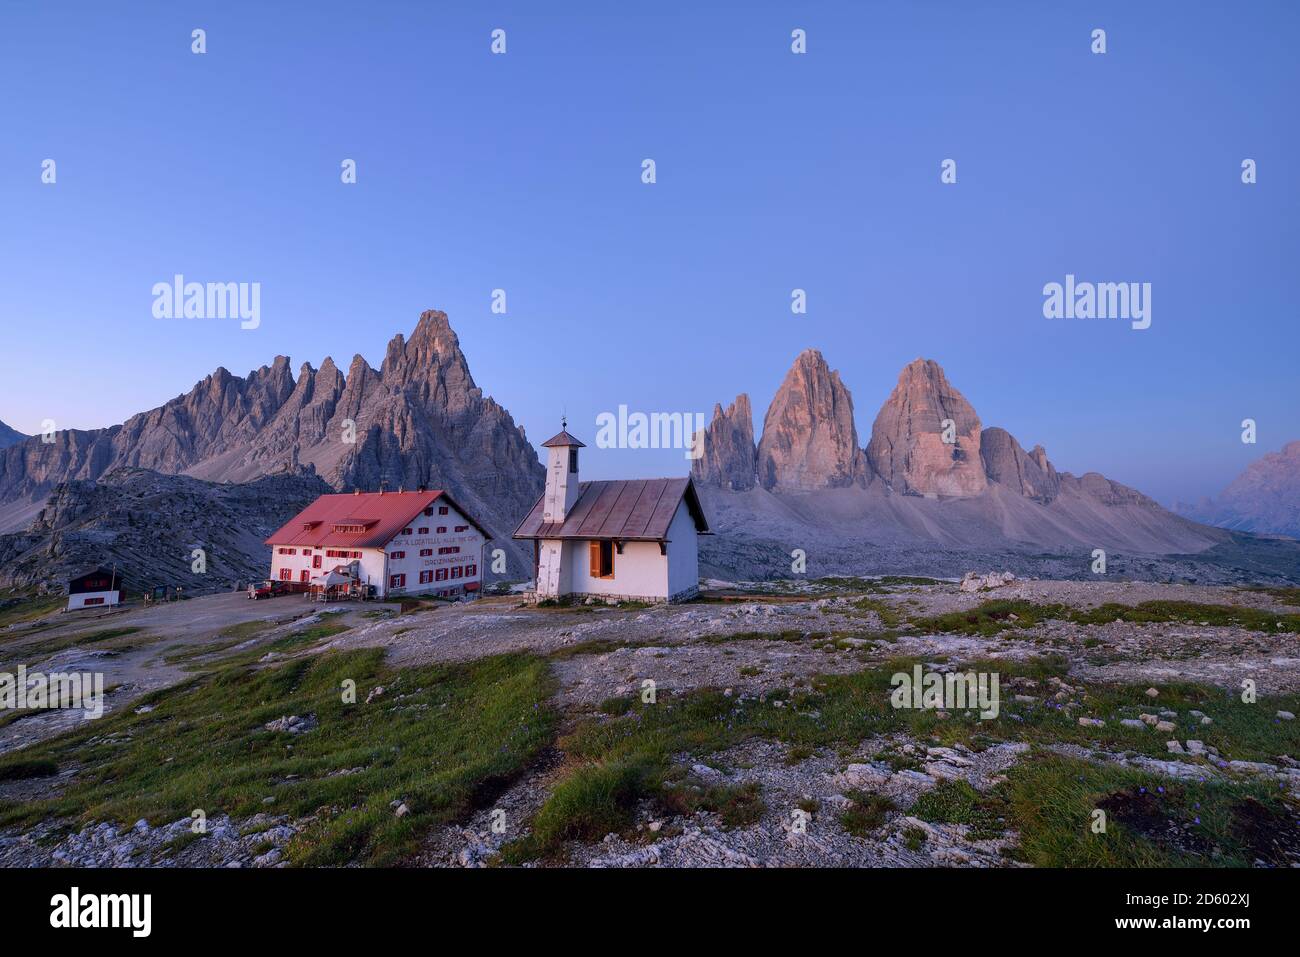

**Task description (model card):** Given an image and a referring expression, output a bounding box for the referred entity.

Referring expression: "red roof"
[512,477,709,542]
[265,490,491,548]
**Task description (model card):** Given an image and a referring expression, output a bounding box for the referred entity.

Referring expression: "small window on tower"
[569,448,578,473]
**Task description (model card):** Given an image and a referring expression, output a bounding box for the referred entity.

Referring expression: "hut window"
[569,449,579,473]
[589,540,614,579]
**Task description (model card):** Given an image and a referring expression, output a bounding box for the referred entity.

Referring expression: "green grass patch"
[1070,600,1300,634]
[71,627,141,645]
[163,618,285,666]
[0,758,58,781]
[913,599,1300,637]
[851,598,905,628]
[1241,586,1300,607]
[813,576,941,595]
[1004,751,1300,867]
[911,600,1069,636]
[661,777,765,827]
[0,649,557,866]
[598,695,636,715]
[0,595,66,629]
[902,825,927,851]
[202,620,352,669]
[11,626,146,665]
[840,790,896,836]
[910,780,1008,840]
[992,674,1300,763]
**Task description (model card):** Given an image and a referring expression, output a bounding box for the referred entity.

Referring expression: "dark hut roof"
[540,429,586,448]
[513,477,709,542]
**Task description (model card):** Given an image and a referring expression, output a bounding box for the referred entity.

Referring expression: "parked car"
[247,579,292,600]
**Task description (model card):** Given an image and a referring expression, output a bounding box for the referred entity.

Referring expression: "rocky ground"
[0,809,306,869]
[1,575,1298,868]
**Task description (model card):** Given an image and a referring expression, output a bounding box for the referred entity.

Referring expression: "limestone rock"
[1175,440,1300,538]
[979,428,1061,503]
[0,420,26,450]
[756,350,868,490]
[959,571,1016,592]
[865,359,986,498]
[692,395,757,491]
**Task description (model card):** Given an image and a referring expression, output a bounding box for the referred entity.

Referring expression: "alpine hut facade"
[265,489,489,599]
[66,567,124,611]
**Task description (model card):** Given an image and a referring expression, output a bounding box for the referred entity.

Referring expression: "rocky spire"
[692,395,757,491]
[980,427,1060,503]
[756,350,868,490]
[866,358,987,498]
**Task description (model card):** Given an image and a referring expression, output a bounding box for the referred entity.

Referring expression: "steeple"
[540,420,585,522]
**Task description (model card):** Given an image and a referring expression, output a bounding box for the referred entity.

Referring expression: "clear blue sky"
[1,1,1296,505]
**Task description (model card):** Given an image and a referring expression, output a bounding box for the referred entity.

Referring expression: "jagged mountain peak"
[756,350,867,491]
[1176,440,1300,537]
[0,309,545,575]
[410,308,456,342]
[866,356,986,498]
[693,393,757,491]
[980,426,1060,504]
[0,419,26,450]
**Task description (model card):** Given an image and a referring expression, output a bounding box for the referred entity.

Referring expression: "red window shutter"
[589,541,601,577]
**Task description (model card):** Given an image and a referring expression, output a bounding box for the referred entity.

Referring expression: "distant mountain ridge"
[0,468,332,593]
[0,421,25,450]
[1176,441,1300,539]
[0,311,545,573]
[693,352,1230,565]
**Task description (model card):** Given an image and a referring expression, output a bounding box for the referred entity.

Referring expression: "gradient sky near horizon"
[1,1,1296,506]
